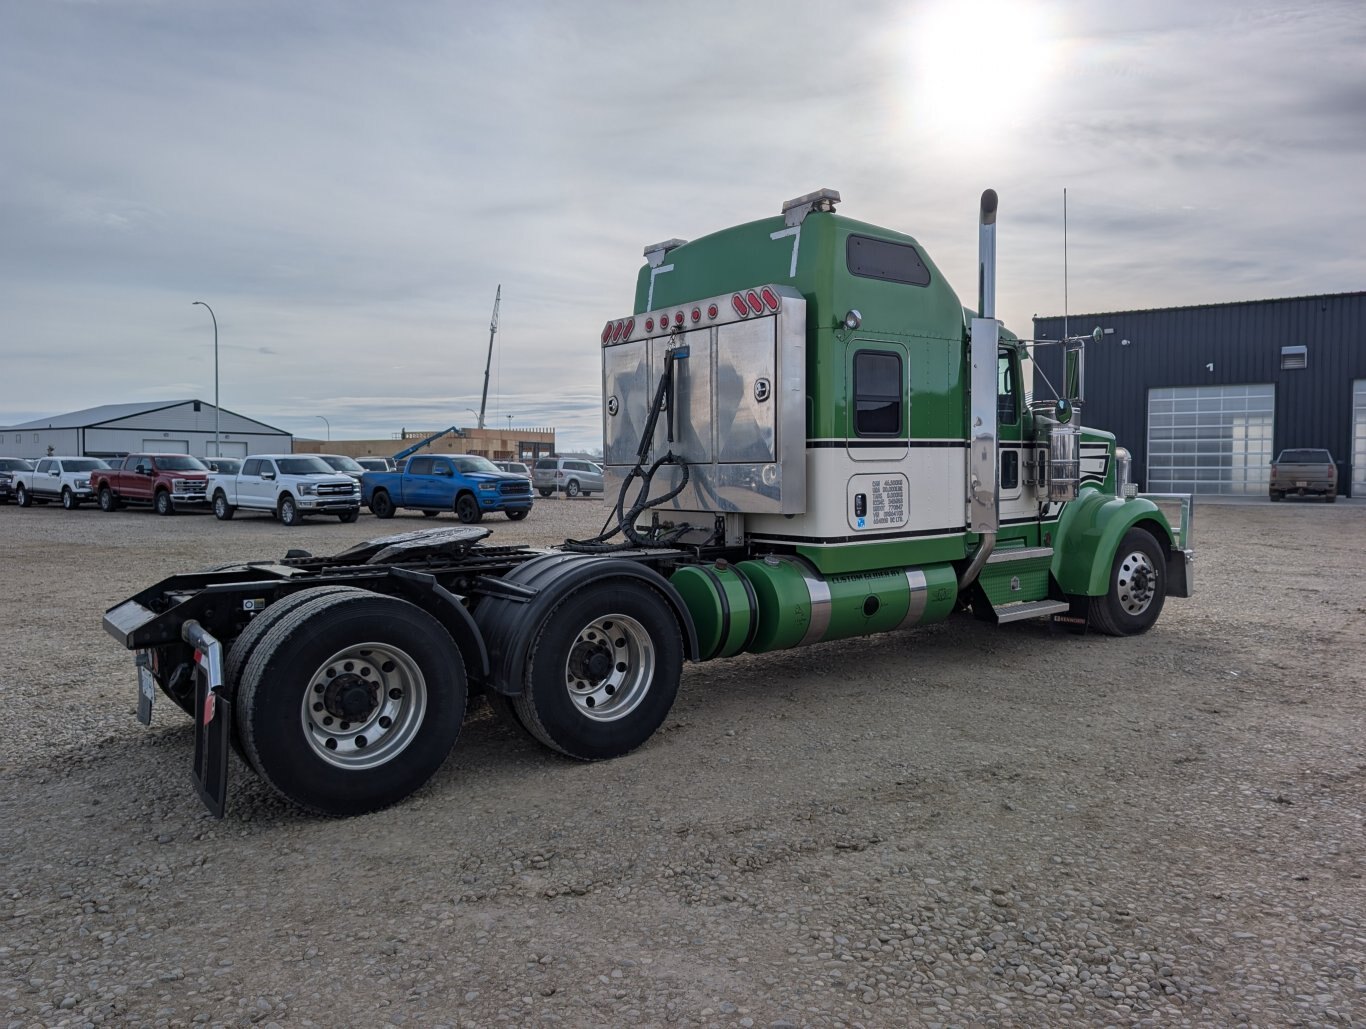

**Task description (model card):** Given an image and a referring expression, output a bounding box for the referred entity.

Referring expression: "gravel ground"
[2,495,1364,1028]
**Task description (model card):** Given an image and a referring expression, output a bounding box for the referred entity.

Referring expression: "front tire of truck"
[16,484,31,507]
[236,589,467,816]
[279,494,303,526]
[155,490,175,516]
[455,493,482,524]
[62,488,79,510]
[338,508,360,523]
[506,508,528,521]
[371,491,395,519]
[512,580,683,761]
[213,492,235,520]
[99,486,118,512]
[538,488,553,498]
[1088,528,1167,637]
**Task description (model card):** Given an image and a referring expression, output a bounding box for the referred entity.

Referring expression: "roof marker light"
[731,294,748,317]
[612,320,625,342]
[674,311,685,326]
[745,290,763,315]
[691,307,701,323]
[624,318,635,338]
[645,317,655,332]
[707,303,718,319]
[601,322,613,343]
[761,287,780,311]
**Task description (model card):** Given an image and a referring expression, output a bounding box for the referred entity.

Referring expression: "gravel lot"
[2,496,1364,1028]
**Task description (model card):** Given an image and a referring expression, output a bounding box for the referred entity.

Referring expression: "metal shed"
[0,400,292,461]
[1034,292,1366,498]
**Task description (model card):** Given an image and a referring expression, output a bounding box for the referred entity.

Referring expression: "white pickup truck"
[14,456,111,509]
[208,454,361,525]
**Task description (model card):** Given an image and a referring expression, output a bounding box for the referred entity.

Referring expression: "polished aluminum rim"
[300,643,427,769]
[564,614,654,722]
[1116,549,1158,616]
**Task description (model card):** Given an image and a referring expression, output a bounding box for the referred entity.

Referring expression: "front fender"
[1051,487,1177,596]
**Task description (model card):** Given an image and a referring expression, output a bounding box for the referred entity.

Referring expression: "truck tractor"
[103,188,1193,818]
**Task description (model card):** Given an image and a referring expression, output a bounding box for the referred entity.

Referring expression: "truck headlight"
[75,478,90,488]
[298,483,316,495]
[478,482,497,492]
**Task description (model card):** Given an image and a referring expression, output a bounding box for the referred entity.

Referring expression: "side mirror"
[261,471,276,481]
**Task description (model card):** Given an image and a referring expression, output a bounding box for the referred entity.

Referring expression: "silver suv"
[532,457,603,498]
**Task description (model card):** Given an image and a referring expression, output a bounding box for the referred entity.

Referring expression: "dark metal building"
[1034,291,1366,498]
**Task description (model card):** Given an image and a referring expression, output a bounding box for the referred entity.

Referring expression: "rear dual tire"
[234,587,467,816]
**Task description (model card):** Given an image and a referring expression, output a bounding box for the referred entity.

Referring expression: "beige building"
[293,425,555,463]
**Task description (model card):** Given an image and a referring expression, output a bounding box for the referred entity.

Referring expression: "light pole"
[467,408,480,427]
[317,415,330,440]
[191,301,219,457]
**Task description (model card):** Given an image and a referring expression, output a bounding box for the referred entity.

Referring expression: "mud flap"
[184,621,230,818]
[1050,595,1091,635]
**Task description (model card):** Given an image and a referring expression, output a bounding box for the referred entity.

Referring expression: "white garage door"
[143,438,189,453]
[1353,379,1366,497]
[208,440,248,458]
[1147,384,1274,495]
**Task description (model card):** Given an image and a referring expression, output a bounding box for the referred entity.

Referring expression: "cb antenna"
[1062,187,1069,346]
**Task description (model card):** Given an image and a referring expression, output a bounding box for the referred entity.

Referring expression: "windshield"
[278,457,338,475]
[0,458,34,471]
[1277,449,1331,464]
[210,459,242,474]
[320,455,365,472]
[155,456,209,471]
[452,456,500,474]
[64,459,107,471]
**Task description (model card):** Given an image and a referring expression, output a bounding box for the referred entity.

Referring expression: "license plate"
[136,660,155,725]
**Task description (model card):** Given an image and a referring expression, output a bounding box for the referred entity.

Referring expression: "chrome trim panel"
[986,546,1054,564]
[897,568,929,630]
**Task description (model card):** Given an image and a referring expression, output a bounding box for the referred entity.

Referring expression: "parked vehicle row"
[532,456,604,498]
[2,451,549,525]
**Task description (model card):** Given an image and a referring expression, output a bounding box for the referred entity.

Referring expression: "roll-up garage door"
[1352,379,1366,498]
[1147,385,1274,495]
[143,438,189,453]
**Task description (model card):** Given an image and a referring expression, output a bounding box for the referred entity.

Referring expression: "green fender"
[1051,487,1178,597]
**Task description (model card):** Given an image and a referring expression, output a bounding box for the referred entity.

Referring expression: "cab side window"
[408,457,433,475]
[853,350,903,437]
[242,459,261,476]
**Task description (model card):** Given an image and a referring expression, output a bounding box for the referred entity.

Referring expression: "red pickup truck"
[92,453,212,515]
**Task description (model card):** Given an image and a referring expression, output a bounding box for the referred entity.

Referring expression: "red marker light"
[601,322,613,343]
[731,294,748,317]
[761,287,780,311]
[645,317,654,332]
[612,321,625,342]
[674,311,685,326]
[624,318,635,338]
[691,308,701,323]
[707,304,718,319]
[745,291,763,314]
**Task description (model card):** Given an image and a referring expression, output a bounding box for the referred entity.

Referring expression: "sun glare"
[904,0,1060,136]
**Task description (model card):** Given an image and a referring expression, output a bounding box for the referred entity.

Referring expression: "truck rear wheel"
[371,491,395,519]
[1088,528,1167,637]
[455,493,482,524]
[512,580,683,760]
[213,492,235,520]
[235,589,467,815]
[155,490,175,516]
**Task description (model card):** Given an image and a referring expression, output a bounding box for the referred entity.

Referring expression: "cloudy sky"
[2,0,1362,451]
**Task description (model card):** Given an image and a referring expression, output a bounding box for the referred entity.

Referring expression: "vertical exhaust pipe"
[978,188,998,319]
[961,189,1000,593]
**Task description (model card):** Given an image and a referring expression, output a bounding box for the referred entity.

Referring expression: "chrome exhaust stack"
[961,189,1000,592]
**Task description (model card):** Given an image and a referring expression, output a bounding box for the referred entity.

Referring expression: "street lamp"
[467,408,480,426]
[317,415,330,440]
[191,301,219,457]
[506,414,513,431]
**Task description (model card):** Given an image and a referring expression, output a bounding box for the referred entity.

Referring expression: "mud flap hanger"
[183,619,231,818]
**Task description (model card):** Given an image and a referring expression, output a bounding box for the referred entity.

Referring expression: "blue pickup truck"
[362,453,533,522]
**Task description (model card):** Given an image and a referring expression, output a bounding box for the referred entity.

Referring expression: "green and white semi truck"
[104,188,1193,817]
